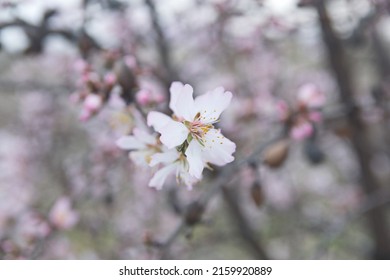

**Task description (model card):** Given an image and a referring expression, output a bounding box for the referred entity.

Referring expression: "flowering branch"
[152,133,284,259]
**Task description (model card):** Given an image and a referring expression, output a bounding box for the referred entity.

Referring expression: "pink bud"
[136,89,152,106]
[83,72,100,84]
[153,92,165,103]
[124,55,137,69]
[308,111,322,123]
[49,197,79,230]
[83,94,102,112]
[276,100,289,121]
[73,59,89,73]
[104,72,117,86]
[297,83,325,108]
[290,121,313,140]
[79,110,91,122]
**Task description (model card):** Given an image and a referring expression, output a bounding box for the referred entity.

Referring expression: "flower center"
[188,120,213,140]
[183,112,214,145]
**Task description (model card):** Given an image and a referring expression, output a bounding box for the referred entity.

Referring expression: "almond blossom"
[297,83,326,109]
[116,128,161,166]
[147,82,236,179]
[148,149,198,190]
[49,197,79,230]
[116,127,199,189]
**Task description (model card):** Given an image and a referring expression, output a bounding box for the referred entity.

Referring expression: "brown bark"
[315,0,390,259]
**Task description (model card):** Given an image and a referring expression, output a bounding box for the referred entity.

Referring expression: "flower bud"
[251,181,264,207]
[49,197,79,230]
[83,94,103,113]
[263,139,289,168]
[136,89,153,106]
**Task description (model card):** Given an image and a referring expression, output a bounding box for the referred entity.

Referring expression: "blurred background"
[1,0,390,259]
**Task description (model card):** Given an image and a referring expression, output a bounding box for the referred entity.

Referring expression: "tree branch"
[314,0,390,259]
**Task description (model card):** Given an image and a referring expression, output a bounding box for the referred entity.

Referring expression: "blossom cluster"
[116,82,236,190]
[277,83,326,140]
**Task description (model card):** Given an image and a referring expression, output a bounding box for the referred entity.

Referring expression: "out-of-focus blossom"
[276,83,326,141]
[290,120,314,140]
[135,78,166,106]
[297,83,326,109]
[49,197,79,230]
[18,212,51,242]
[276,100,290,121]
[135,88,164,106]
[80,94,103,121]
[148,82,236,179]
[104,72,117,86]
[83,94,103,112]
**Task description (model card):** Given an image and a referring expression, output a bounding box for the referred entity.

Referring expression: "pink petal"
[290,122,313,140]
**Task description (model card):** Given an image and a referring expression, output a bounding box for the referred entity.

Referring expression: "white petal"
[149,149,179,167]
[169,81,184,114]
[116,136,145,150]
[159,120,189,149]
[202,129,235,166]
[185,140,204,179]
[147,111,172,132]
[178,170,198,190]
[194,87,232,123]
[129,150,151,167]
[133,128,156,145]
[170,83,196,121]
[148,163,177,190]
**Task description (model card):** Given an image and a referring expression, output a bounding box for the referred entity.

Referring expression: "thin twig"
[144,0,179,88]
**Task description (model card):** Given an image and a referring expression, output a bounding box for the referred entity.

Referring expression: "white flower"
[116,127,160,166]
[147,82,236,179]
[148,149,199,190]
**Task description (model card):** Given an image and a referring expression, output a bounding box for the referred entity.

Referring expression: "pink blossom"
[18,212,51,240]
[308,111,322,123]
[290,121,313,140]
[104,72,117,86]
[297,83,326,108]
[79,110,92,122]
[276,100,290,121]
[49,197,79,230]
[83,94,102,113]
[136,89,153,106]
[73,59,89,73]
[124,55,137,69]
